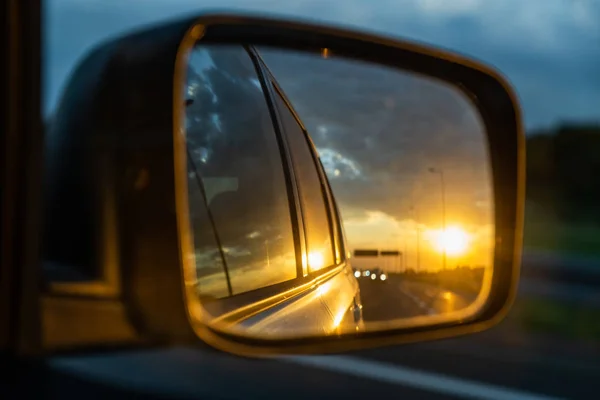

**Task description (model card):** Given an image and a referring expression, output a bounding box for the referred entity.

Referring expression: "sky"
[46,0,600,129]
[257,48,494,269]
[45,0,600,272]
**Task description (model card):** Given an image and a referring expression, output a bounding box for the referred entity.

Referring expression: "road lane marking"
[399,286,437,315]
[281,355,563,400]
[422,339,600,375]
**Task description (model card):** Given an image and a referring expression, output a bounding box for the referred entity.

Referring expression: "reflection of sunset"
[302,250,326,271]
[195,249,297,299]
[344,209,493,272]
[257,46,495,275]
[427,226,471,256]
[308,251,325,270]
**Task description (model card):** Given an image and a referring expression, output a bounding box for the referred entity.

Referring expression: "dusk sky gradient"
[45,0,599,271]
[46,0,600,129]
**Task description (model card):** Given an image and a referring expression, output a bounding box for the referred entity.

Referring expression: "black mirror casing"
[43,12,524,356]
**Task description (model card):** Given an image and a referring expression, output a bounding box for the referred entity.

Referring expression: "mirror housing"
[42,12,524,355]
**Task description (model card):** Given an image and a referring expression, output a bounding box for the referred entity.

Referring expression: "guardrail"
[352,248,600,287]
[352,248,600,305]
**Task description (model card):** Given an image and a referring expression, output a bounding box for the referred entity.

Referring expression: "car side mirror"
[42,12,524,356]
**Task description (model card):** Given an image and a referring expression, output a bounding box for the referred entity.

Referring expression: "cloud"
[258,47,492,225]
[47,0,600,127]
[47,0,597,219]
[47,0,595,270]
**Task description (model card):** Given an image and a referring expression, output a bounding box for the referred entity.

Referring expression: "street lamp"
[429,167,446,270]
[409,205,420,271]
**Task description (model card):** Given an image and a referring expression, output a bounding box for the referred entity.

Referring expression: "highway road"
[43,270,599,400]
[47,325,599,400]
[357,275,477,322]
[41,253,600,399]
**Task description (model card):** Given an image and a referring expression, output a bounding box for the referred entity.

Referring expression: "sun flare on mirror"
[308,251,325,270]
[429,226,471,256]
[302,251,326,271]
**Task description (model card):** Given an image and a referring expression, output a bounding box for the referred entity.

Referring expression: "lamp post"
[429,167,446,270]
[403,232,408,272]
[409,205,420,271]
[265,239,270,269]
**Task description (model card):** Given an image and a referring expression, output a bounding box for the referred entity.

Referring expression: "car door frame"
[251,46,347,274]
[1,0,43,358]
[186,43,306,319]
[194,44,351,326]
[246,46,362,327]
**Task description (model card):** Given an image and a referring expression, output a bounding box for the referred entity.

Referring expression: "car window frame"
[203,45,354,321]
[196,44,311,318]
[306,120,346,265]
[320,158,347,264]
[184,42,305,298]
[256,54,344,279]
[1,0,43,354]
[200,47,351,325]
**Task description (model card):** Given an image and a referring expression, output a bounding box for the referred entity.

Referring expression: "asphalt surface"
[44,253,600,399]
[47,329,599,400]
[357,275,476,322]
[348,333,600,399]
[346,270,600,399]
[521,250,600,288]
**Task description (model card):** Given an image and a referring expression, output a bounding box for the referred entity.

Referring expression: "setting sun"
[430,226,471,256]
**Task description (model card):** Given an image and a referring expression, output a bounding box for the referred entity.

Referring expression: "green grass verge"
[523,201,600,258]
[512,298,600,341]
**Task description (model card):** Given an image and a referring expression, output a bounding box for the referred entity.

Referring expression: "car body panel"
[318,263,364,331]
[235,266,363,336]
[192,44,364,336]
[237,280,334,337]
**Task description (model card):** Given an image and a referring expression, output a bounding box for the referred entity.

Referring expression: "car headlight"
[371,274,376,280]
[380,274,387,281]
[354,270,361,278]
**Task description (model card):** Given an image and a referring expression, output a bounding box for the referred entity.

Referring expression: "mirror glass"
[179,42,494,339]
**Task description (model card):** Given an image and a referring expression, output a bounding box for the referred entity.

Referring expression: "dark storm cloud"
[258,47,491,223]
[47,0,599,226]
[332,1,600,130]
[47,0,600,129]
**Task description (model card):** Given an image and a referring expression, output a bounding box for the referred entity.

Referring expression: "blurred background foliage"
[525,124,600,256]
